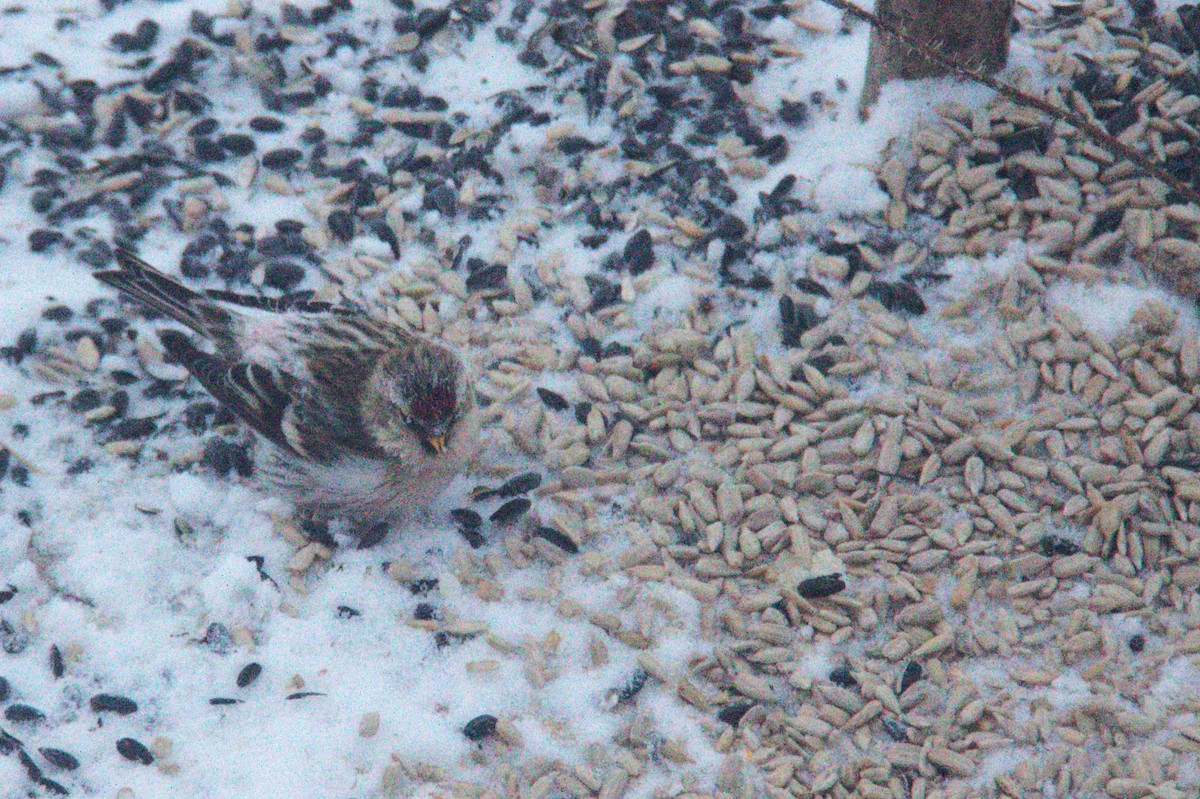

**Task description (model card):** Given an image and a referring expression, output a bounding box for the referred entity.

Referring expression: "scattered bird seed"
[489,498,530,525]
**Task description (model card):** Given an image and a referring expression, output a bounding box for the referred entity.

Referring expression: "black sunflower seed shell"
[90,693,138,715]
[5,704,46,723]
[38,747,79,771]
[532,526,578,554]
[489,498,531,525]
[450,508,483,530]
[236,662,262,688]
[498,472,540,497]
[796,573,846,599]
[462,713,497,741]
[717,701,753,726]
[536,387,568,411]
[116,737,153,765]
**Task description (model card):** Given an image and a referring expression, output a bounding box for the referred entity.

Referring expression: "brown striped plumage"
[95,249,480,529]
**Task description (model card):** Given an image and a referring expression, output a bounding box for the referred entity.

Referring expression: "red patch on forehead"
[410,383,456,422]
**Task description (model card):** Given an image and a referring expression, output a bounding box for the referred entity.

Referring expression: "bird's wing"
[162,329,384,463]
[95,249,233,343]
[160,330,301,455]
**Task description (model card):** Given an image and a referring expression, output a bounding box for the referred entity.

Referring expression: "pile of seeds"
[4,0,1200,797]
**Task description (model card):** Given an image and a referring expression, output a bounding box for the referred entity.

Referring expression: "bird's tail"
[94,249,231,339]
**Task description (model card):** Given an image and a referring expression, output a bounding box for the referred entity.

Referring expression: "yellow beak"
[425,435,446,454]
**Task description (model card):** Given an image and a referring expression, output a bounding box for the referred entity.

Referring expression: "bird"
[94,248,480,538]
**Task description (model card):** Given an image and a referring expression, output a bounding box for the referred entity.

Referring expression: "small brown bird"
[95,249,480,534]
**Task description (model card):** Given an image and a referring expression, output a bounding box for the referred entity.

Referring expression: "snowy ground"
[1,0,1199,798]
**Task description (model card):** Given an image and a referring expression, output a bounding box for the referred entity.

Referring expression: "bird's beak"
[425,435,446,454]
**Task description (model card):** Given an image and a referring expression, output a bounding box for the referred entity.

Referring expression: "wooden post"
[860,0,1015,118]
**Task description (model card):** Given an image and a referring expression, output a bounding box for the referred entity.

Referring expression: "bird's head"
[369,343,469,456]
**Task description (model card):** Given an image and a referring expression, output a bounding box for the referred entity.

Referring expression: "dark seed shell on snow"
[407,578,439,596]
[90,693,138,715]
[5,704,46,723]
[462,713,497,741]
[866,280,926,316]
[497,472,540,497]
[17,748,42,781]
[536,387,569,411]
[621,229,654,274]
[49,645,63,679]
[209,697,242,705]
[38,747,79,771]
[458,527,486,549]
[465,263,507,293]
[489,498,530,525]
[609,669,649,706]
[116,737,153,765]
[39,777,69,795]
[0,729,21,755]
[532,526,578,554]
[779,295,818,348]
[450,508,483,530]
[236,662,262,688]
[249,116,284,132]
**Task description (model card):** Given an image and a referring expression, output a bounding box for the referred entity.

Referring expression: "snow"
[1046,281,1200,340]
[0,0,1187,796]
